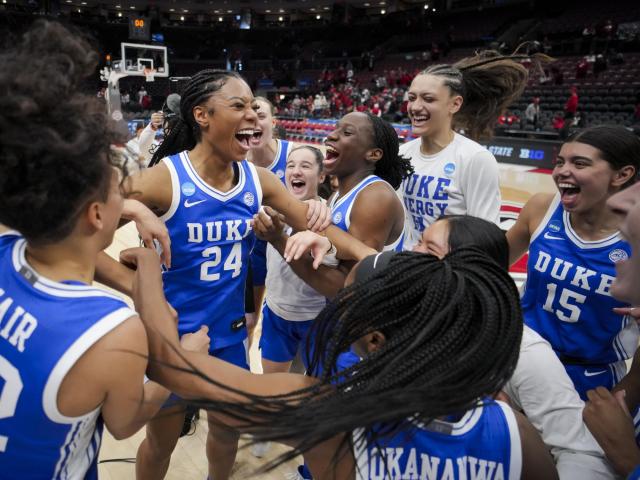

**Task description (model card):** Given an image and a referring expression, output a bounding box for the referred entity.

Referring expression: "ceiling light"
[380,8,385,14]
[279,8,284,13]
[265,9,270,12]
[117,11,122,16]
[218,16,223,21]
[169,8,174,11]
[226,9,231,13]
[323,6,329,10]
[424,4,429,9]
[316,14,321,19]
[432,7,436,11]
[364,2,370,6]
[129,5,135,9]
[180,15,184,20]
[278,16,283,21]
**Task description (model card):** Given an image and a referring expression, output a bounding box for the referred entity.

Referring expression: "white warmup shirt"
[265,227,327,321]
[504,326,617,480]
[398,133,501,250]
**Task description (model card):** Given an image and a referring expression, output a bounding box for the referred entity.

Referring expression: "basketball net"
[143,67,156,82]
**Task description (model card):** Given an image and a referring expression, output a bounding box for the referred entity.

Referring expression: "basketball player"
[583,180,640,479]
[245,96,293,343]
[256,146,327,376]
[415,215,616,479]
[0,20,208,478]
[400,51,531,249]
[507,125,640,399]
[254,112,411,300]
[124,246,558,480]
[94,70,374,480]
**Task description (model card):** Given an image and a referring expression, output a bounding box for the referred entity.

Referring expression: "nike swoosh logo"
[184,199,206,208]
[544,232,564,240]
[584,370,607,377]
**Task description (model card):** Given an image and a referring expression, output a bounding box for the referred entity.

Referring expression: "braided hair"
[177,248,523,471]
[365,113,413,189]
[419,51,536,140]
[149,69,243,167]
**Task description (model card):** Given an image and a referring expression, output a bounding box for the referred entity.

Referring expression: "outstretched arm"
[258,167,376,262]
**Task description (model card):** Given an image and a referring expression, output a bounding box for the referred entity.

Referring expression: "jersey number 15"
[543,283,586,323]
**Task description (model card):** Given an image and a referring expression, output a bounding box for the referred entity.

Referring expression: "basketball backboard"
[120,42,169,78]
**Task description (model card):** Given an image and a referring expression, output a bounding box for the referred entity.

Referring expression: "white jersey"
[265,227,327,321]
[399,133,501,250]
[503,326,616,480]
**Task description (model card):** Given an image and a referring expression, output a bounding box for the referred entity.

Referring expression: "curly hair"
[0,20,125,245]
[419,51,535,140]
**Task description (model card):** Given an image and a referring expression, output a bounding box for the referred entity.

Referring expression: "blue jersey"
[522,194,637,365]
[354,400,521,480]
[0,232,135,479]
[249,139,292,287]
[330,175,403,252]
[267,139,291,183]
[161,152,261,349]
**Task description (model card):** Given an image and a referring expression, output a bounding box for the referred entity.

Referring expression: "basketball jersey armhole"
[529,193,561,244]
[246,161,263,207]
[42,307,136,424]
[352,427,368,480]
[495,400,523,480]
[160,156,181,222]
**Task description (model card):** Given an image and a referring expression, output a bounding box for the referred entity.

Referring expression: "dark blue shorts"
[259,304,314,363]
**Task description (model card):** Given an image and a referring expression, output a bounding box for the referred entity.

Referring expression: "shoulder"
[355,180,401,210]
[452,135,496,164]
[399,137,420,156]
[522,192,555,221]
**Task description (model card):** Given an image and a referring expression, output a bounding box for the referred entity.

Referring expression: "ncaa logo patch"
[276,169,285,179]
[333,212,343,224]
[181,182,196,197]
[548,220,562,233]
[609,249,628,263]
[243,192,255,207]
[443,163,456,176]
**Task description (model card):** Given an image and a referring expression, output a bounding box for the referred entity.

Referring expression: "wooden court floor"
[97,163,556,479]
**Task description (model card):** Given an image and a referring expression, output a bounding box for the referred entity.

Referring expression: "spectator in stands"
[565,86,579,119]
[137,85,147,105]
[498,111,519,127]
[576,57,590,79]
[125,111,163,170]
[525,97,541,130]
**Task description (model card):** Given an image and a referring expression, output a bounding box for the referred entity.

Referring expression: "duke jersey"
[0,232,135,479]
[161,151,261,349]
[267,139,291,183]
[330,175,404,252]
[354,400,521,480]
[521,194,637,368]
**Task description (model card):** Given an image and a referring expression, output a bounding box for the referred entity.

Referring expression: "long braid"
[365,113,413,189]
[171,248,523,472]
[148,69,242,167]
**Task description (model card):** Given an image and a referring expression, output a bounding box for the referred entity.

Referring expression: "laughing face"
[285,148,325,201]
[553,142,632,213]
[407,74,462,138]
[193,77,258,162]
[608,181,640,305]
[250,98,275,149]
[323,112,379,178]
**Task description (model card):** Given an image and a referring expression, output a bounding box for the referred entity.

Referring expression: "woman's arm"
[254,207,347,298]
[515,408,559,480]
[506,193,554,266]
[258,167,376,262]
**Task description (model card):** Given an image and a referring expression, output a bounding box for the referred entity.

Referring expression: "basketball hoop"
[143,67,156,82]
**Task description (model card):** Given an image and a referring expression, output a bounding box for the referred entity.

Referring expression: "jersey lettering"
[0,290,37,353]
[402,173,451,235]
[368,449,507,480]
[0,355,23,452]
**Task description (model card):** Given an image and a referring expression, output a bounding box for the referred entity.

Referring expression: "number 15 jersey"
[160,152,261,350]
[521,194,637,366]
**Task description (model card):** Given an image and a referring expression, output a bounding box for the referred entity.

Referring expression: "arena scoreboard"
[129,16,150,41]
